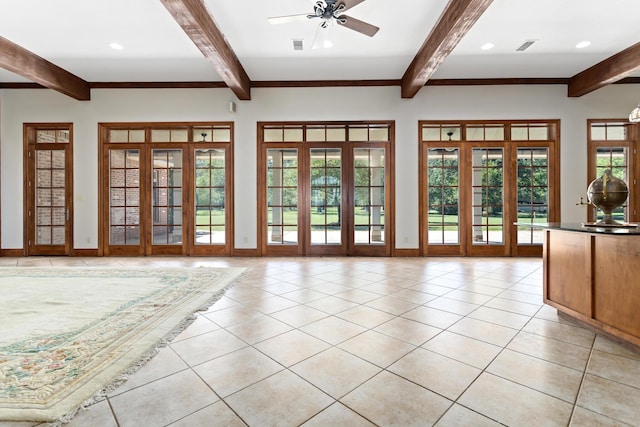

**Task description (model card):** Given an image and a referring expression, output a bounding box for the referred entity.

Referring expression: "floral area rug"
[0,266,245,423]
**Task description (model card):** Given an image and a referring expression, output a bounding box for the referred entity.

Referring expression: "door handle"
[66,208,70,222]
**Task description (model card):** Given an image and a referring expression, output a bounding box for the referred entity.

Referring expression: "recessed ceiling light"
[109,42,124,50]
[481,42,494,50]
[576,40,591,49]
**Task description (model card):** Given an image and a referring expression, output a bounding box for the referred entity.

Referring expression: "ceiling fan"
[268,0,379,49]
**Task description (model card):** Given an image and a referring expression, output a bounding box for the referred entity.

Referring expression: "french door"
[307,146,346,255]
[100,123,233,256]
[260,122,394,256]
[421,143,509,256]
[24,124,73,256]
[420,121,559,257]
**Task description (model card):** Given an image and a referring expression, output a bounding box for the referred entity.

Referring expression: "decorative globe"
[587,169,628,225]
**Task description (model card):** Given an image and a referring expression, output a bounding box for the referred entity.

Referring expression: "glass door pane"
[310,148,342,245]
[267,149,299,244]
[35,150,66,245]
[194,149,226,245]
[109,149,141,245]
[471,148,504,245]
[353,148,385,245]
[427,148,460,244]
[594,147,630,223]
[152,149,183,245]
[516,148,549,245]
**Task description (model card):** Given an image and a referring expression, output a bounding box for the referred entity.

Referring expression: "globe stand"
[591,210,621,226]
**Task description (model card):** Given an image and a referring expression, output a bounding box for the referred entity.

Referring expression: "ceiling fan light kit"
[268,0,379,49]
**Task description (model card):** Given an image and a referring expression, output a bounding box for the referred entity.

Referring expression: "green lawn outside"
[428,213,548,230]
[196,208,550,232]
[266,207,383,227]
[195,210,225,231]
[196,207,383,232]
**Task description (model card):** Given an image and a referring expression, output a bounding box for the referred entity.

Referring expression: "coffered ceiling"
[1,0,639,100]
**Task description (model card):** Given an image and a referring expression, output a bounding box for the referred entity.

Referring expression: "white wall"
[1,84,639,250]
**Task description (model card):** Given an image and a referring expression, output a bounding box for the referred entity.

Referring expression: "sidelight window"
[267,149,299,245]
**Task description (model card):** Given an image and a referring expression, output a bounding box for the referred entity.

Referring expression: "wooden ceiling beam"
[401,0,493,99]
[160,0,251,100]
[568,41,640,97]
[0,36,90,101]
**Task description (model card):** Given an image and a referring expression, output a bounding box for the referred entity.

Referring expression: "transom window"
[262,123,390,143]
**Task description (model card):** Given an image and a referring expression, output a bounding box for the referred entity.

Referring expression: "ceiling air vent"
[292,39,304,51]
[515,40,537,52]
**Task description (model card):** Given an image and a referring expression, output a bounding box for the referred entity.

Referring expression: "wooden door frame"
[419,119,560,257]
[23,123,74,256]
[257,121,395,257]
[99,122,234,256]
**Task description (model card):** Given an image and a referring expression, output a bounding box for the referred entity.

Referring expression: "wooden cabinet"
[593,235,640,339]
[543,226,640,350]
[545,231,592,317]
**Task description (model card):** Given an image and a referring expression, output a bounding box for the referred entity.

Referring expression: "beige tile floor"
[1,256,640,427]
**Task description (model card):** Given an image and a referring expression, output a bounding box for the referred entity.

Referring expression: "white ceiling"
[0,0,639,84]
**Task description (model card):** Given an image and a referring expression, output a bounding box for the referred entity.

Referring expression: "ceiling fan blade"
[337,15,379,37]
[312,22,334,49]
[311,24,322,50]
[336,0,366,12]
[268,13,313,25]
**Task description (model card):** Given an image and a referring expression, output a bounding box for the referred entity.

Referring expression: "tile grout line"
[566,333,598,426]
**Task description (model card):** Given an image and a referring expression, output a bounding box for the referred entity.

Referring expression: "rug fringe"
[48,269,244,426]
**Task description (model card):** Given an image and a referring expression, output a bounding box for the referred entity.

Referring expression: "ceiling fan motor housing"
[270,0,379,39]
[312,0,344,21]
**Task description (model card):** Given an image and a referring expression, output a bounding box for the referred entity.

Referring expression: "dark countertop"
[515,222,640,235]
